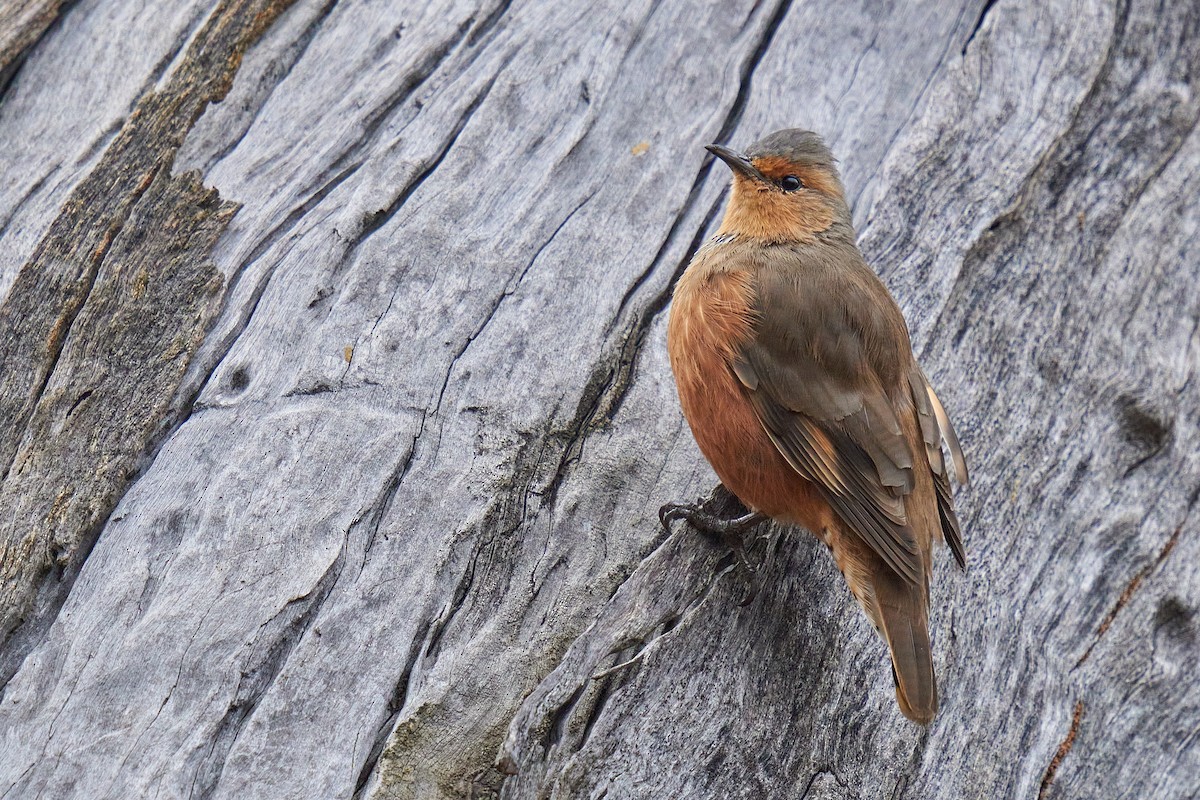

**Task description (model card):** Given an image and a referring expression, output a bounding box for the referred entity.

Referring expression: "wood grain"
[0,0,1197,797]
[0,0,61,86]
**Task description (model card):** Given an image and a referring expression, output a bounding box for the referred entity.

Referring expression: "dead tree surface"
[0,0,1198,798]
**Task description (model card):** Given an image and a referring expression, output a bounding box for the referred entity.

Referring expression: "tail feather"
[872,569,937,724]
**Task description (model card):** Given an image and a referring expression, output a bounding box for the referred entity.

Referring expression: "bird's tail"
[870,567,937,724]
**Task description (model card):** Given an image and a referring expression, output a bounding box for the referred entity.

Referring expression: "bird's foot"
[659,484,771,605]
[658,503,766,538]
[658,483,766,540]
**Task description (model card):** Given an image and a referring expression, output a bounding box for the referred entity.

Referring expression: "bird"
[662,128,968,724]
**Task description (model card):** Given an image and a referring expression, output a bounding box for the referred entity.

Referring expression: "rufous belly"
[667,269,834,535]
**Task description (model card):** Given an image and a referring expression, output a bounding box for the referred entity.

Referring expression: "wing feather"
[728,258,961,586]
[908,367,967,568]
[742,368,922,585]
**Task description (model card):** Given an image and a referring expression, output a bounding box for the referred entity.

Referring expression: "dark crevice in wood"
[1039,4,1132,197]
[424,543,482,663]
[347,451,539,797]
[342,69,502,264]
[194,0,341,176]
[536,0,797,501]
[191,538,349,799]
[432,190,592,417]
[542,191,720,510]
[347,413,513,796]
[538,185,722,514]
[800,767,855,800]
[938,0,1200,360]
[608,0,793,329]
[837,29,880,113]
[528,538,751,761]
[1118,102,1200,212]
[713,0,794,146]
[127,2,214,115]
[0,163,60,245]
[610,171,716,330]
[361,413,426,558]
[324,6,490,181]
[545,684,586,750]
[622,0,666,55]
[63,389,92,419]
[577,671,617,750]
[303,412,441,798]
[1062,454,1092,500]
[353,616,435,799]
[1037,700,1084,799]
[465,0,514,49]
[188,157,365,414]
[245,157,363,275]
[0,0,74,101]
[961,0,998,56]
[75,117,128,169]
[862,1,973,217]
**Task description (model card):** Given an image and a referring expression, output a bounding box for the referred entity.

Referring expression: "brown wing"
[908,367,968,568]
[731,261,926,584]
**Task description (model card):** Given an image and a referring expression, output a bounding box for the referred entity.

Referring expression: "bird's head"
[707,129,850,243]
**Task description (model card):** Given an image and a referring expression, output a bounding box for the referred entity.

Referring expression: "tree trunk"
[1,0,1197,798]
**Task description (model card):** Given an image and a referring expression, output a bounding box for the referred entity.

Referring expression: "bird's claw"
[658,501,767,539]
[658,498,705,531]
[659,485,771,604]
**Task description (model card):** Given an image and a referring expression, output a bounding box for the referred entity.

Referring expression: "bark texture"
[0,0,1197,798]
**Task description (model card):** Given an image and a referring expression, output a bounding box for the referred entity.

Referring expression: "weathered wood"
[0,0,294,682]
[0,168,234,684]
[0,0,60,85]
[0,0,1198,798]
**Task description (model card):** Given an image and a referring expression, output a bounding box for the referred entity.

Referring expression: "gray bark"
[0,0,1197,798]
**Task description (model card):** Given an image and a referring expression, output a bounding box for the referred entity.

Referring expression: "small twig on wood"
[590,652,646,681]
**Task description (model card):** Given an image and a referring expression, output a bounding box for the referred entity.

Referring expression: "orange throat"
[716,177,836,243]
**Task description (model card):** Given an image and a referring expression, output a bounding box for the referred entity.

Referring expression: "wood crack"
[961,0,998,56]
[192,544,348,799]
[352,616,434,799]
[0,0,72,98]
[1037,700,1084,799]
[324,5,493,180]
[465,0,514,49]
[433,190,593,416]
[341,69,503,263]
[1074,485,1196,669]
[191,156,366,410]
[545,0,798,487]
[193,0,342,175]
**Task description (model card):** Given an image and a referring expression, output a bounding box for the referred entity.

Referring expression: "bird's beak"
[705,144,767,183]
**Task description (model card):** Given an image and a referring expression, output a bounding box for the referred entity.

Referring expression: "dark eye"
[780,175,803,192]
